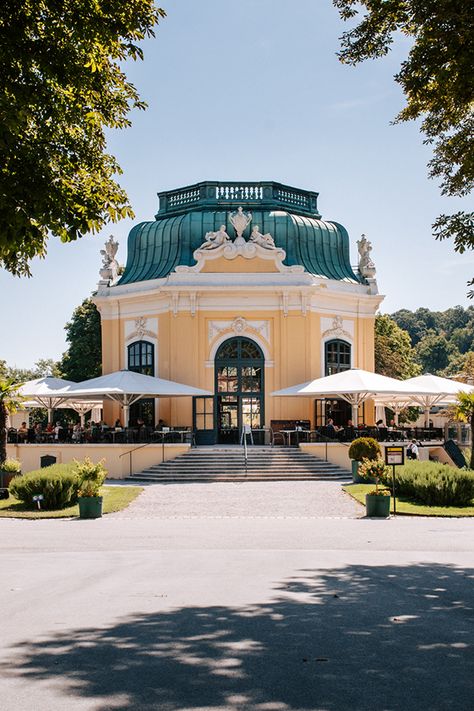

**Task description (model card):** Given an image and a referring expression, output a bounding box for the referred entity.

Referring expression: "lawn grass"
[0,485,143,519]
[343,483,474,517]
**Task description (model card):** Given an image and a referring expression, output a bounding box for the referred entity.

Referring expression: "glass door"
[193,396,216,445]
[215,337,264,444]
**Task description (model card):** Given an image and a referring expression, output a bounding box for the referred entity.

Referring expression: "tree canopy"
[374,314,420,379]
[0,0,165,276]
[334,0,474,285]
[59,298,102,382]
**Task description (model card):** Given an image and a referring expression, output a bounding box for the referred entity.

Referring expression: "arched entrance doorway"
[215,337,264,444]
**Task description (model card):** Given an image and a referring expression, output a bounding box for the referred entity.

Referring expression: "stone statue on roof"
[200,225,231,250]
[99,235,120,284]
[357,234,376,277]
[250,226,276,250]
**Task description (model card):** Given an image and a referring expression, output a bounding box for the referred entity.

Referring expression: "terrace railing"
[156,181,320,218]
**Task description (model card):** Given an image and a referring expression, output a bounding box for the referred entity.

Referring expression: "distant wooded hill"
[376,306,474,379]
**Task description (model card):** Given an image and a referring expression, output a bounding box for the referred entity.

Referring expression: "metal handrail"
[118,440,157,477]
[243,433,248,476]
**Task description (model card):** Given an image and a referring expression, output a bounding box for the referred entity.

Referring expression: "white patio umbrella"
[272,368,434,426]
[399,374,474,426]
[17,377,76,423]
[62,370,212,426]
[22,399,102,426]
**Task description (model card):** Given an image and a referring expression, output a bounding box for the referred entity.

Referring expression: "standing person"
[407,439,419,460]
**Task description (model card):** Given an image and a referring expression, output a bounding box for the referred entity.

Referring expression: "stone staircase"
[126,446,351,483]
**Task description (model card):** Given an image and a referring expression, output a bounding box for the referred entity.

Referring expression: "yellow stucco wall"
[98,301,377,429]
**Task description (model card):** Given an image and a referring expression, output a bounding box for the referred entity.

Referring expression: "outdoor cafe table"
[281,429,311,446]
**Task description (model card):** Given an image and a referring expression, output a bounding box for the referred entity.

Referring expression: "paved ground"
[1,482,473,711]
[110,481,363,519]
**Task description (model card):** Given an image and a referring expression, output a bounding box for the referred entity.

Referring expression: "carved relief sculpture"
[357,234,376,278]
[229,206,252,246]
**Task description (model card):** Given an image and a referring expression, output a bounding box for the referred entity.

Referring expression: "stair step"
[127,445,351,483]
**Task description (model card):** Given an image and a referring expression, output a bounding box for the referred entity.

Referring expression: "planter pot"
[78,496,103,519]
[366,494,391,518]
[0,470,21,488]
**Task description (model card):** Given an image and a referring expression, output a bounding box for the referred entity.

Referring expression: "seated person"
[114,419,123,431]
[156,419,167,431]
[325,418,341,438]
[71,423,82,442]
[17,421,28,442]
[341,419,356,441]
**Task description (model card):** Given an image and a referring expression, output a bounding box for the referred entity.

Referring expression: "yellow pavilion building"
[94,181,383,444]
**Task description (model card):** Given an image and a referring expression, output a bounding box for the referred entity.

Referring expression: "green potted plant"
[359,458,391,517]
[75,458,107,519]
[348,437,381,482]
[0,458,22,489]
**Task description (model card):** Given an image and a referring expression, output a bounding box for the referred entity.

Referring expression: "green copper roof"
[118,181,362,285]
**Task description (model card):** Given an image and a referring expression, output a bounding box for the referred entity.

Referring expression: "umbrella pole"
[351,403,358,427]
[424,406,430,428]
[123,404,130,427]
[47,407,53,424]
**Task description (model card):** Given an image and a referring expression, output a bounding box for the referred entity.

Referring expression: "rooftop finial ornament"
[229,206,252,246]
[357,234,376,278]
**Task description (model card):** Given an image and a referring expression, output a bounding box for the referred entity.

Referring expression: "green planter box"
[78,496,103,519]
[365,494,391,518]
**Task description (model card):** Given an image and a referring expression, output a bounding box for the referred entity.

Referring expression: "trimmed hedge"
[9,460,107,510]
[348,437,381,462]
[381,461,474,507]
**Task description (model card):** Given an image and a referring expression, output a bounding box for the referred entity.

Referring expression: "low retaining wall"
[6,443,190,479]
[299,442,352,469]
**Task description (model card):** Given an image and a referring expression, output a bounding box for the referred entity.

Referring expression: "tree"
[0,379,22,464]
[60,298,102,382]
[415,330,458,373]
[374,314,420,379]
[0,358,61,383]
[450,392,474,469]
[334,1,474,285]
[0,1,165,276]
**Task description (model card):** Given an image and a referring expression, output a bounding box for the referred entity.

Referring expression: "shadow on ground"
[5,563,474,710]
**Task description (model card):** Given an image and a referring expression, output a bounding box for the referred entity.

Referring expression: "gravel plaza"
[1,481,473,711]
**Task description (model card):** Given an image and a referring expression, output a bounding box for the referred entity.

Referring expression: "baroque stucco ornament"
[321,315,352,340]
[208,317,270,343]
[126,316,157,342]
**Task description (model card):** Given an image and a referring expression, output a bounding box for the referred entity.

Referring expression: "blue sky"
[1,0,471,368]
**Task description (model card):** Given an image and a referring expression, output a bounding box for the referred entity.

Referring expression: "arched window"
[127,341,154,376]
[325,339,351,376]
[127,341,155,426]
